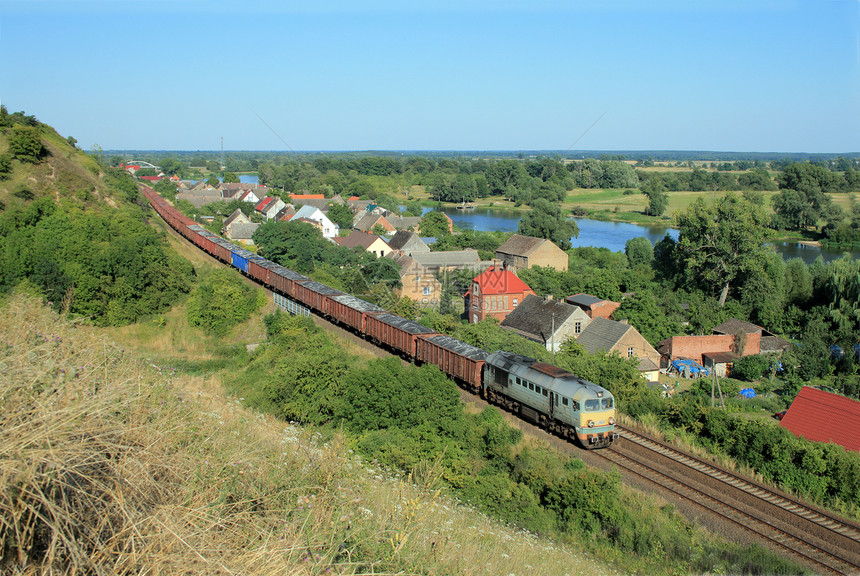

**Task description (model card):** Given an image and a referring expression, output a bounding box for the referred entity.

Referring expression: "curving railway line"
[144,185,860,574]
[595,425,860,575]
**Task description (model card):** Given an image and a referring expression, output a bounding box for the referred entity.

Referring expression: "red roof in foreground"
[780,386,860,452]
[471,266,533,296]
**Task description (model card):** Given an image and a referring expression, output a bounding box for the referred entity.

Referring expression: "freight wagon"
[365,313,438,358]
[416,334,487,393]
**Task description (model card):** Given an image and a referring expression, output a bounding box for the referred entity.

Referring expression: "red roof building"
[290,194,325,201]
[780,386,860,452]
[255,197,275,213]
[465,266,535,324]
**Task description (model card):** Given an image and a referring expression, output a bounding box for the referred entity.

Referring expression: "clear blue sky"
[1,0,858,152]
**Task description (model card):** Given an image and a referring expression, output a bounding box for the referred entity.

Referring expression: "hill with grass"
[0,107,194,325]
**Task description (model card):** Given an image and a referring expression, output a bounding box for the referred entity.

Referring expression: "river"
[431,207,855,264]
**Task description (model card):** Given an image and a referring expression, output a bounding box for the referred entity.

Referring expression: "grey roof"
[500,295,582,341]
[291,198,331,211]
[335,230,386,250]
[576,317,632,354]
[354,212,384,231]
[387,230,430,253]
[496,234,548,257]
[176,189,221,208]
[387,215,421,230]
[712,318,765,336]
[372,313,436,335]
[703,351,741,363]
[423,334,488,361]
[638,357,660,372]
[412,249,480,268]
[331,294,385,314]
[227,223,259,240]
[761,335,792,352]
[566,293,604,308]
[223,208,251,228]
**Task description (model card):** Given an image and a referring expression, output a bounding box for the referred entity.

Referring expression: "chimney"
[545,294,554,301]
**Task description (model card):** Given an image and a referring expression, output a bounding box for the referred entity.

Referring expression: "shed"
[780,386,860,452]
[702,350,740,378]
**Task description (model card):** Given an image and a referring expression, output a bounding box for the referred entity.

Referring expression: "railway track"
[146,189,860,573]
[597,425,860,575]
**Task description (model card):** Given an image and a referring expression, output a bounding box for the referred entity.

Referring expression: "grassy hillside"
[0,293,619,575]
[0,110,109,210]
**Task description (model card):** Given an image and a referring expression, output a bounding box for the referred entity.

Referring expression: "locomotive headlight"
[587,419,595,428]
[609,417,616,425]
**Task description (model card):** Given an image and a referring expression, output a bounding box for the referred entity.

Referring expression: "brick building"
[465,266,535,323]
[565,293,621,319]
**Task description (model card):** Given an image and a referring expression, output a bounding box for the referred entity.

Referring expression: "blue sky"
[1,0,858,152]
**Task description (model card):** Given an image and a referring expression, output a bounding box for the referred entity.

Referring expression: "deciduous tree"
[675,194,771,307]
[517,198,579,250]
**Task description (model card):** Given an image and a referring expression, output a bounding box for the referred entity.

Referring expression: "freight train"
[140,185,618,448]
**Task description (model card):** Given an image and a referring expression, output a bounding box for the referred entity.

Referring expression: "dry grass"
[0,294,616,576]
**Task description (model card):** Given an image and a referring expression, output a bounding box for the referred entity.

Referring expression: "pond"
[428,206,855,263]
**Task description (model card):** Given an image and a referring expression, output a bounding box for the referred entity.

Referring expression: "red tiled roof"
[255,197,274,211]
[780,386,860,452]
[290,194,325,200]
[139,175,162,182]
[471,266,532,296]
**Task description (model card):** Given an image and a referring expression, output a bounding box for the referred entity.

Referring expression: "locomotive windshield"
[584,397,614,411]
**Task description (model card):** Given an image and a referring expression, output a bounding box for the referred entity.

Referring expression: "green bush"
[732,354,771,381]
[186,268,266,336]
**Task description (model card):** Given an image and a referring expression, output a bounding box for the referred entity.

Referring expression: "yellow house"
[495,234,569,272]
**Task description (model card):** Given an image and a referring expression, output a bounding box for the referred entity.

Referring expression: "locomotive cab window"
[572,401,580,411]
[562,397,568,406]
[601,398,614,409]
[585,399,601,411]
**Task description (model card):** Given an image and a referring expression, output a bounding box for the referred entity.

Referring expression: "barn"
[779,386,860,452]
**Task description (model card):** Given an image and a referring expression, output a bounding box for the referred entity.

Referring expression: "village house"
[657,318,790,369]
[290,204,339,239]
[495,234,569,272]
[387,230,431,256]
[411,249,490,273]
[391,253,442,306]
[236,189,260,204]
[354,212,395,234]
[500,294,591,352]
[175,188,221,208]
[465,266,535,324]
[565,293,621,319]
[255,196,287,221]
[333,230,391,258]
[575,317,662,382]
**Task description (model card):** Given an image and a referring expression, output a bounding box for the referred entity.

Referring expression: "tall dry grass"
[0,295,615,576]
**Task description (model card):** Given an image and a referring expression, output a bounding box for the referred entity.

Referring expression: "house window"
[513,298,518,307]
[628,346,635,358]
[423,286,432,296]
[574,322,581,335]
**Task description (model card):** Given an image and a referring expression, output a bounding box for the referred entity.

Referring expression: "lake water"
[430,207,854,263]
